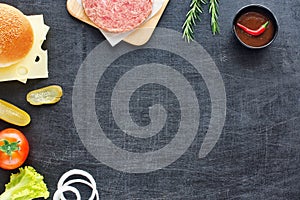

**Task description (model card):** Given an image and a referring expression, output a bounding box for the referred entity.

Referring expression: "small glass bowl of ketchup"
[233,4,279,49]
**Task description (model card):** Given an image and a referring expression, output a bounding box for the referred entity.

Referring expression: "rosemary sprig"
[182,0,220,42]
[209,0,220,35]
[182,0,207,42]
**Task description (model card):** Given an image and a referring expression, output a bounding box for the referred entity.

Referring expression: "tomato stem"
[0,139,20,158]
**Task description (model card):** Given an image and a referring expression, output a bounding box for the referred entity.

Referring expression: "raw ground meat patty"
[82,0,153,33]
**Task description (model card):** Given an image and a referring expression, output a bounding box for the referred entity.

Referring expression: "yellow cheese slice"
[0,15,49,83]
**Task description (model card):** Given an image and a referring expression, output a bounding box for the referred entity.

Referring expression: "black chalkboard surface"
[0,0,300,199]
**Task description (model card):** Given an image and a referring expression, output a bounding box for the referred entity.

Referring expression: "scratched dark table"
[1,0,300,199]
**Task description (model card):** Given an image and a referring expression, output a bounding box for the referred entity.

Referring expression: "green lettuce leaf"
[0,166,49,200]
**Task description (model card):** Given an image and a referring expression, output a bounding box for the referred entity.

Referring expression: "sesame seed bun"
[0,3,34,68]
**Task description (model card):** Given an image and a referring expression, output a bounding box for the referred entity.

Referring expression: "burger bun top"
[0,3,34,68]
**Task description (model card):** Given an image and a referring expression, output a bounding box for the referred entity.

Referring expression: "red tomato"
[0,128,29,170]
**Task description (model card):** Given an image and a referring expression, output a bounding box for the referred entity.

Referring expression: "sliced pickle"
[26,85,63,105]
[0,99,31,126]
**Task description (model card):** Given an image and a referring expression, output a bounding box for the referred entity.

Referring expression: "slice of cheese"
[0,15,49,83]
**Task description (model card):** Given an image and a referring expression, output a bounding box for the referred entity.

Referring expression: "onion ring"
[53,169,99,200]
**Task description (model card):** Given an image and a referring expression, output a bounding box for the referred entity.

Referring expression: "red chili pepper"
[237,21,269,36]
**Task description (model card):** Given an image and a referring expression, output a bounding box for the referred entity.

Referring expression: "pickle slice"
[0,99,31,126]
[26,85,63,105]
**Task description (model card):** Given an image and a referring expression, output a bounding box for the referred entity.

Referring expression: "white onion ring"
[53,169,99,200]
[53,185,81,200]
